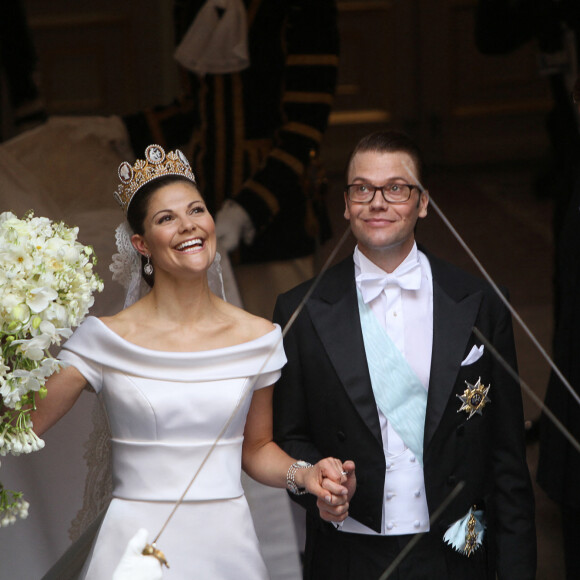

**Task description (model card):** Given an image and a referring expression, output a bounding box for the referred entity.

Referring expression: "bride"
[31,144,354,578]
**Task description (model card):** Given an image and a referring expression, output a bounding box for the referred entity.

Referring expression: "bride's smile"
[132,181,217,279]
[174,237,204,252]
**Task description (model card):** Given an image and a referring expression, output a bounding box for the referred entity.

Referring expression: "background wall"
[2,0,553,167]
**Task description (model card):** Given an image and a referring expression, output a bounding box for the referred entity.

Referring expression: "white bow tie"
[356,260,422,303]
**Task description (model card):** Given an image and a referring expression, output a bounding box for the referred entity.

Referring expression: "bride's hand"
[112,529,164,580]
[299,457,355,522]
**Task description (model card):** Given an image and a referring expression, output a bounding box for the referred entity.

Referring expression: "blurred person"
[475,0,580,442]
[475,0,580,234]
[537,76,580,580]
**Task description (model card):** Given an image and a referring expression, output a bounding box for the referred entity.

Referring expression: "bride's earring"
[144,255,154,276]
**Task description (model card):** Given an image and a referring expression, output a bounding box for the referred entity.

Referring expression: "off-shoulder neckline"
[85,316,280,355]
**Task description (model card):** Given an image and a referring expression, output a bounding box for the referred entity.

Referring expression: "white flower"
[42,302,68,328]
[12,334,51,361]
[19,500,30,519]
[10,303,31,323]
[0,379,22,408]
[11,369,42,393]
[0,211,16,224]
[26,287,59,314]
[1,292,25,313]
[37,357,66,377]
[0,211,103,525]
[0,359,10,376]
[0,489,30,527]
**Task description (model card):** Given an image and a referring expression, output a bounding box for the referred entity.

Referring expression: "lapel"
[424,253,483,448]
[303,252,484,449]
[306,257,383,444]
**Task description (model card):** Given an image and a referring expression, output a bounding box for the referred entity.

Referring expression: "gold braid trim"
[283,122,323,144]
[286,54,340,67]
[243,179,280,214]
[214,76,227,206]
[283,92,335,106]
[270,148,305,176]
[232,74,246,195]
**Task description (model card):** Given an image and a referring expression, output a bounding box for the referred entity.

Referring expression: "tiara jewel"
[114,144,196,213]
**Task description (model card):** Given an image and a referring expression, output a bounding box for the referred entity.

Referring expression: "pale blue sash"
[357,290,427,466]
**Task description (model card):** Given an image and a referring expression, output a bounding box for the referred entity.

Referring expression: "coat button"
[337,430,346,442]
[456,425,465,437]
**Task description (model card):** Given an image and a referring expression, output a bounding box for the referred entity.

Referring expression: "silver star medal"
[457,377,490,419]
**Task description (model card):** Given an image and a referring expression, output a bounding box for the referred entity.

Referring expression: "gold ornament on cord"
[114,144,196,213]
[142,543,170,568]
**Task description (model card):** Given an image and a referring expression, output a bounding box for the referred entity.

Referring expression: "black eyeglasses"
[345,183,421,204]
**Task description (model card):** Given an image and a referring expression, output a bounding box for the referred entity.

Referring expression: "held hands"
[112,529,164,580]
[299,458,356,523]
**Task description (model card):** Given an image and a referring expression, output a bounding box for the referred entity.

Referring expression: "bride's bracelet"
[286,460,312,495]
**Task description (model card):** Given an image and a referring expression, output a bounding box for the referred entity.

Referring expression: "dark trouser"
[303,523,489,580]
[562,504,580,580]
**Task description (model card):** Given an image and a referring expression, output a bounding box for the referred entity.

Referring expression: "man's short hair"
[346,130,425,184]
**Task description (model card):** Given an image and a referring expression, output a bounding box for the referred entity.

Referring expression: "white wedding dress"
[57,316,286,580]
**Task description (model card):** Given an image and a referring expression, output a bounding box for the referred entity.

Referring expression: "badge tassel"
[443,506,485,556]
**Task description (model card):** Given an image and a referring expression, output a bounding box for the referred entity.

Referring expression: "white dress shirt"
[339,243,433,535]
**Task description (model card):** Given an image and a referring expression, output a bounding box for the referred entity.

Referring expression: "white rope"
[151,225,353,546]
[153,160,579,575]
[402,158,580,409]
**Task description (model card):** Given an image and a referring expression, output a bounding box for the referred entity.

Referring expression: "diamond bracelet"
[286,460,312,495]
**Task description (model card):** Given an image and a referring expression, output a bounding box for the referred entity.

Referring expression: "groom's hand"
[318,460,356,523]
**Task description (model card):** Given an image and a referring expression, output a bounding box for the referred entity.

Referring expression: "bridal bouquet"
[0,211,103,526]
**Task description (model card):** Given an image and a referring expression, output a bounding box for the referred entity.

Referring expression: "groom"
[273,130,536,578]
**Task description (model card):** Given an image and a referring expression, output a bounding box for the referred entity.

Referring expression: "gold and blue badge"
[443,506,485,556]
[457,377,490,419]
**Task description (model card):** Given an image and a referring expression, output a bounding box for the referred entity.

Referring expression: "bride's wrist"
[286,460,312,495]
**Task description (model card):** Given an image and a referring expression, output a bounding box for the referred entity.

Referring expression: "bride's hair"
[127,174,204,236]
[125,175,206,287]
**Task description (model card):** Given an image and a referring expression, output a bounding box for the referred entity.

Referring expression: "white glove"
[215,199,256,252]
[112,529,164,580]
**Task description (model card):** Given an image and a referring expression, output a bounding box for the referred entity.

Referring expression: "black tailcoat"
[273,251,536,579]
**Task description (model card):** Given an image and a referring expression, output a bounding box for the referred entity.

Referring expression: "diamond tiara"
[114,144,196,213]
